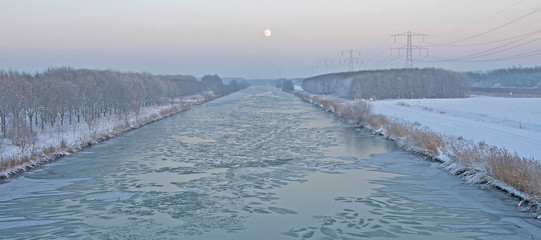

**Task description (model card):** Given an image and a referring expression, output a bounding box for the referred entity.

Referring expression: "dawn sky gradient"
[1,0,540,78]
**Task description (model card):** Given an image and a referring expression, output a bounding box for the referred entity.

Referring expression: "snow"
[371,96,541,161]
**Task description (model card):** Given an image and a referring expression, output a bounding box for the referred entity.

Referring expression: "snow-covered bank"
[0,94,216,179]
[371,96,541,160]
[293,91,541,217]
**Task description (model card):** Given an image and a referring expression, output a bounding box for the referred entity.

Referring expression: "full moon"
[264,29,272,37]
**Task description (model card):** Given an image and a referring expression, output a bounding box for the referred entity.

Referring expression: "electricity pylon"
[390,31,428,68]
[319,58,333,73]
[340,49,362,72]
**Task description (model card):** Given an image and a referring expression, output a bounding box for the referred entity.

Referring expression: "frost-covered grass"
[373,96,541,160]
[294,91,541,217]
[0,94,215,178]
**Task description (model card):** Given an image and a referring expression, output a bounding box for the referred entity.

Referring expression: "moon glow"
[264,29,272,37]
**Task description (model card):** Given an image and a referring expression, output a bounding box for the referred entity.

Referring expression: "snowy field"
[371,96,541,161]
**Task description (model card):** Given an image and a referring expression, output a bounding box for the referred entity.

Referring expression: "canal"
[0,86,539,239]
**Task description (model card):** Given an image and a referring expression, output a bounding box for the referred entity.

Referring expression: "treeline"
[0,67,248,145]
[467,66,541,88]
[273,79,297,93]
[302,68,470,99]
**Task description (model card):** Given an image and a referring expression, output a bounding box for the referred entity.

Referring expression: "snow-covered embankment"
[0,94,215,178]
[294,91,541,217]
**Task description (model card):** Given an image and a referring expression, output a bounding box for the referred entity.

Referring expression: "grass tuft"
[384,120,410,138]
[408,128,444,155]
[487,148,541,198]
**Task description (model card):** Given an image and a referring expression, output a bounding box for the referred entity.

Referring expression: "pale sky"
[1,0,540,78]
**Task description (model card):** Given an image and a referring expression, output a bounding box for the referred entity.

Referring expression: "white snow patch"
[372,96,541,161]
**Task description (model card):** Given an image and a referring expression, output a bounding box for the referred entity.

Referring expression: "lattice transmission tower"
[319,58,333,73]
[340,49,362,72]
[390,31,428,68]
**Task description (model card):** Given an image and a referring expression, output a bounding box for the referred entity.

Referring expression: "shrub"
[339,100,372,126]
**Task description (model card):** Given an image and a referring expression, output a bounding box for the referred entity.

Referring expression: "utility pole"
[390,31,428,68]
[340,49,362,72]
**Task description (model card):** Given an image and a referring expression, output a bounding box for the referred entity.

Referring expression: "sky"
[1,0,541,79]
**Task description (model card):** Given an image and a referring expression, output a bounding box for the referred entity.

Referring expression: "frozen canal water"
[1,86,540,239]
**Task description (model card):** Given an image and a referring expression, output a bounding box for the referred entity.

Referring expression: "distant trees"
[281,80,294,92]
[302,68,470,99]
[467,66,541,88]
[0,67,249,147]
[201,74,224,92]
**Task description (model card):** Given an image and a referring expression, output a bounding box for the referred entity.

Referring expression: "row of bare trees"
[302,68,470,99]
[0,67,248,146]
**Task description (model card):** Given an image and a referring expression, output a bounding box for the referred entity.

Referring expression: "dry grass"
[333,103,346,116]
[364,114,389,130]
[384,120,410,138]
[159,108,174,116]
[42,145,56,156]
[0,157,18,172]
[408,128,445,155]
[449,142,485,166]
[311,96,343,112]
[60,139,68,150]
[487,148,541,198]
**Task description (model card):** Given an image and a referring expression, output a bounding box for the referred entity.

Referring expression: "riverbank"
[293,90,541,218]
[0,93,218,179]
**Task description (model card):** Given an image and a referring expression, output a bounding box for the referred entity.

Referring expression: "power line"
[421,45,541,63]
[372,55,401,69]
[363,41,397,69]
[431,0,525,38]
[432,6,541,46]
[424,32,541,63]
[426,29,541,47]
